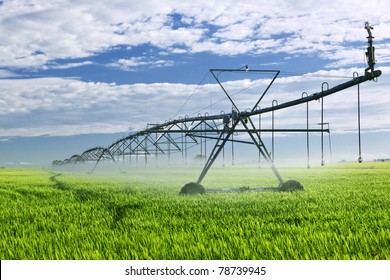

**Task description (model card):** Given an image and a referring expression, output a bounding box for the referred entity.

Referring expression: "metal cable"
[173,70,210,119]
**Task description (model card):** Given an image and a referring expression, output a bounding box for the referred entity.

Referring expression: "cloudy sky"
[0,0,390,165]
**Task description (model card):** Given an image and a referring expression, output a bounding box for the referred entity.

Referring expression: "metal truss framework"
[53,23,382,190]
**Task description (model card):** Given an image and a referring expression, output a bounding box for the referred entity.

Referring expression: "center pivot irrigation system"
[53,22,382,194]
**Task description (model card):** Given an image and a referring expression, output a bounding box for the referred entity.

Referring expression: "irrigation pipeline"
[242,70,382,118]
[135,70,382,132]
[53,69,381,168]
[53,22,383,194]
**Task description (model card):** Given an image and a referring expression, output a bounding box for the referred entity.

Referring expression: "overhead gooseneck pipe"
[320,82,329,166]
[354,72,363,163]
[272,100,278,163]
[302,92,310,168]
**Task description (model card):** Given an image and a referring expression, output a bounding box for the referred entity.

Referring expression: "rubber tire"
[180,182,205,195]
[279,180,304,192]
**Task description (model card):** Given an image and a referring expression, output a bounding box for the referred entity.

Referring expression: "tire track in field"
[49,173,100,201]
[49,173,70,190]
[49,172,143,228]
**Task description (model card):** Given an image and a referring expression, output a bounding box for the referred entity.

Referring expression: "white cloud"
[0,67,388,137]
[0,0,389,139]
[42,61,94,70]
[0,0,389,69]
[107,57,175,71]
[0,76,205,136]
[0,69,19,78]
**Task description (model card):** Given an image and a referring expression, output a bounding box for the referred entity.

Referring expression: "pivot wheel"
[180,182,205,195]
[279,180,304,192]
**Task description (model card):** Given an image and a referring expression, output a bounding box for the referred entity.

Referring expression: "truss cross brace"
[197,69,284,187]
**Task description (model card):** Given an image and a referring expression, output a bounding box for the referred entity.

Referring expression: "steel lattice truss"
[53,23,382,191]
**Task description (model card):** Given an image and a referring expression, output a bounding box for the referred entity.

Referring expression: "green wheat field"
[1,162,389,260]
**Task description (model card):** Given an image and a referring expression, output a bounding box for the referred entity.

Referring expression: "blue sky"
[0,0,390,166]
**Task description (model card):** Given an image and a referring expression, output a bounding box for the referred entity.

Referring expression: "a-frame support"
[197,119,240,184]
[196,69,284,189]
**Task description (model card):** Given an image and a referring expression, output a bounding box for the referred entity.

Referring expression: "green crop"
[0,163,389,260]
